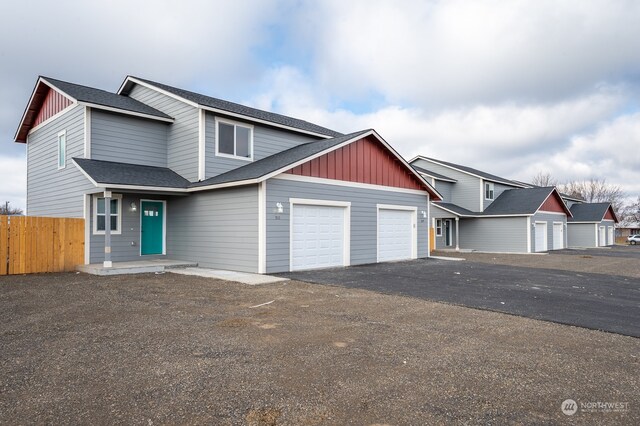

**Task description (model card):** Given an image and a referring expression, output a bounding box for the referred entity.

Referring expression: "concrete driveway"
[280,259,640,338]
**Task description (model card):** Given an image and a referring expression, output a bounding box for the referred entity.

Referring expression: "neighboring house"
[567,203,619,247]
[410,157,572,253]
[15,76,441,273]
[616,223,640,242]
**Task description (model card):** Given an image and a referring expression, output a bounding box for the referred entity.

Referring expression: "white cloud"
[0,155,26,211]
[301,0,640,106]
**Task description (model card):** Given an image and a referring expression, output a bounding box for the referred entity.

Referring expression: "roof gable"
[539,191,568,214]
[483,187,571,216]
[569,202,619,223]
[15,76,173,142]
[286,135,426,191]
[118,76,343,138]
[411,156,526,187]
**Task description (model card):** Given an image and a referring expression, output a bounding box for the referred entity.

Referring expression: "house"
[567,203,619,247]
[410,156,572,253]
[616,223,640,243]
[15,76,441,273]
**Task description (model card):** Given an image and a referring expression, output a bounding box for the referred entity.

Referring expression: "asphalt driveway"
[280,259,640,338]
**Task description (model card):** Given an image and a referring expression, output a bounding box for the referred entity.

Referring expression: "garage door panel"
[552,223,564,250]
[378,209,414,262]
[291,204,346,271]
[535,222,547,252]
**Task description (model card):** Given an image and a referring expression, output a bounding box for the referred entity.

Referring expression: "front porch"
[77,259,197,276]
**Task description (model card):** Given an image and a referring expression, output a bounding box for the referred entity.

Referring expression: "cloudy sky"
[1,0,639,210]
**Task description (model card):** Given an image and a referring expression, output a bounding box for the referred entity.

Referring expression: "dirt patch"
[436,249,640,278]
[1,272,638,424]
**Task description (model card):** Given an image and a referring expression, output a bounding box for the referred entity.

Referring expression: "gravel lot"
[435,245,640,278]
[1,272,638,424]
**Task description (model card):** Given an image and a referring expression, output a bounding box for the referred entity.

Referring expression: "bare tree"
[0,201,23,216]
[531,172,558,187]
[621,197,640,225]
[558,179,625,214]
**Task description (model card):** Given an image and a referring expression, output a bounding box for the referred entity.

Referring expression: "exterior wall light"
[130,202,137,212]
[420,210,427,219]
[275,202,284,214]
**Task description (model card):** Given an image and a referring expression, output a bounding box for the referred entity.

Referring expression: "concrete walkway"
[77,259,197,276]
[168,267,288,285]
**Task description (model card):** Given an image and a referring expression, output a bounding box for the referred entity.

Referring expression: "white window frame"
[57,130,67,169]
[215,117,254,161]
[436,219,443,236]
[93,194,122,235]
[485,182,494,200]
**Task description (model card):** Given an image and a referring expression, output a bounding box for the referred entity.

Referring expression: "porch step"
[77,259,198,276]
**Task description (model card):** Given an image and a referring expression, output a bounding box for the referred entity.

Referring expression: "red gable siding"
[540,192,567,214]
[33,88,72,127]
[286,136,425,191]
[604,207,616,221]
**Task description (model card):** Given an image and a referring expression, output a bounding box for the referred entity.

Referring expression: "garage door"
[599,226,606,246]
[535,222,547,252]
[378,208,415,262]
[291,204,346,271]
[608,227,614,246]
[552,222,564,250]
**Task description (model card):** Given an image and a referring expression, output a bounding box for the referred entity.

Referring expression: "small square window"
[215,119,253,160]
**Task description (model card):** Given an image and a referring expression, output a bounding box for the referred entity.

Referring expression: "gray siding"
[266,178,430,273]
[89,193,169,263]
[91,110,168,167]
[459,217,528,252]
[412,159,481,212]
[167,186,259,272]
[434,181,453,202]
[531,212,567,251]
[26,104,93,217]
[204,112,318,178]
[568,223,597,247]
[128,84,199,181]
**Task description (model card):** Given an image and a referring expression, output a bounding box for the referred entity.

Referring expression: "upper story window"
[93,195,122,235]
[57,130,66,169]
[215,118,253,161]
[485,182,494,200]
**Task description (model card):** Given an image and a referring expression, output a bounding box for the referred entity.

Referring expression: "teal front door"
[141,201,164,255]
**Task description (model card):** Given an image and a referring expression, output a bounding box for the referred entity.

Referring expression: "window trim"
[93,194,122,235]
[57,130,67,169]
[436,219,443,236]
[485,182,495,200]
[214,117,254,161]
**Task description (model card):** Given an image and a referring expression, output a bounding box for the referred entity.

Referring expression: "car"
[628,235,640,245]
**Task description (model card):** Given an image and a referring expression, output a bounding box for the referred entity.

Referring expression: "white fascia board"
[117,76,199,107]
[72,159,99,187]
[410,155,527,188]
[77,101,174,123]
[198,108,206,180]
[272,174,431,196]
[535,189,572,217]
[26,103,78,136]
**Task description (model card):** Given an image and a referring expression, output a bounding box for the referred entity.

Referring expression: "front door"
[445,220,452,246]
[141,201,164,255]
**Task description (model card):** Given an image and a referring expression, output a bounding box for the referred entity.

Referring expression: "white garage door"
[607,227,614,246]
[291,204,346,271]
[599,226,606,246]
[552,222,564,250]
[535,222,547,252]
[378,208,414,262]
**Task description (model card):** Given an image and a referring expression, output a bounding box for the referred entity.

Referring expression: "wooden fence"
[0,216,84,275]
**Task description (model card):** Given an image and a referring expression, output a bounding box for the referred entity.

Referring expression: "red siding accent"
[540,193,567,214]
[33,88,72,127]
[604,207,616,221]
[285,136,425,191]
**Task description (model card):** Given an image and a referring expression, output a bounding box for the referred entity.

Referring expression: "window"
[215,118,253,160]
[485,182,494,200]
[57,130,66,169]
[93,195,122,235]
[436,219,442,236]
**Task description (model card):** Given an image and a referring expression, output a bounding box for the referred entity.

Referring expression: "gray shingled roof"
[412,165,457,182]
[73,158,190,188]
[191,130,371,187]
[422,157,523,187]
[569,203,614,222]
[432,202,477,216]
[128,77,342,137]
[483,187,564,215]
[44,77,172,120]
